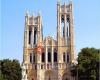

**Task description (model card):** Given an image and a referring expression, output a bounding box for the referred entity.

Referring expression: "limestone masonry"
[22,1,76,80]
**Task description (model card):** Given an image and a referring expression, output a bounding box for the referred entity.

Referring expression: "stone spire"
[57,0,61,4]
[26,10,29,16]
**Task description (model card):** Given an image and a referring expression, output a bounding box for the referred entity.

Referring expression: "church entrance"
[62,73,70,80]
[62,78,68,80]
[45,70,54,80]
[65,78,68,80]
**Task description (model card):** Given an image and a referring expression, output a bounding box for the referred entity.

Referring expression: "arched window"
[48,76,51,80]
[48,48,51,62]
[61,15,64,37]
[66,15,70,37]
[67,53,69,63]
[42,52,45,62]
[67,15,70,22]
[48,52,51,62]
[54,52,57,62]
[34,27,37,44]
[29,27,32,44]
[63,52,65,62]
[33,53,35,63]
[67,27,69,37]
[30,53,32,63]
[61,15,64,23]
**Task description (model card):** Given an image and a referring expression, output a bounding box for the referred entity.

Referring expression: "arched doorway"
[65,78,68,80]
[62,77,69,80]
[28,69,36,80]
[62,73,70,80]
[45,70,54,80]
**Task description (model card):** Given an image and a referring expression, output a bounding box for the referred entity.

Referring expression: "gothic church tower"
[22,1,76,80]
[57,0,75,64]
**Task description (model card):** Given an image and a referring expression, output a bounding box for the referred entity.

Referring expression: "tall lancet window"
[49,76,51,80]
[29,27,32,44]
[63,52,66,62]
[33,53,35,63]
[34,27,37,44]
[30,53,32,63]
[54,48,57,62]
[61,15,64,37]
[42,52,45,62]
[66,15,70,37]
[63,26,65,37]
[67,27,69,37]
[67,53,70,63]
[48,48,51,62]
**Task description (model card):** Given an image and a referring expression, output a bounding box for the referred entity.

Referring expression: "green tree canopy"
[78,48,100,80]
[0,59,22,80]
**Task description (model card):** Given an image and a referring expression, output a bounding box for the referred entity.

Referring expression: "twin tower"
[22,1,76,80]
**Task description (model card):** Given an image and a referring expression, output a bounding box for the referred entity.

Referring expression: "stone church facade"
[22,1,76,80]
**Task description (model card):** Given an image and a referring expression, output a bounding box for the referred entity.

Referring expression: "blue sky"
[0,0,100,62]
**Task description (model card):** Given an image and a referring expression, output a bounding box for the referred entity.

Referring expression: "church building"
[22,1,76,80]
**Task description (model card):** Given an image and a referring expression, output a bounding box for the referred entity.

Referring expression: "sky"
[0,0,100,62]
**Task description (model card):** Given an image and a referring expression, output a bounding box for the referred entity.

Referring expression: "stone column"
[32,26,34,48]
[66,52,67,63]
[64,14,67,45]
[58,11,62,63]
[59,11,61,37]
[69,3,75,63]
[37,17,39,44]
[26,25,29,63]
[51,39,54,68]
[45,37,48,69]
[39,16,43,43]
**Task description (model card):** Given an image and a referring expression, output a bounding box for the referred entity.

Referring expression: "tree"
[0,59,22,80]
[78,48,100,80]
[0,72,4,80]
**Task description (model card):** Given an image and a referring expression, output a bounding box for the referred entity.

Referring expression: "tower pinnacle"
[38,10,41,16]
[26,10,29,16]
[57,0,61,4]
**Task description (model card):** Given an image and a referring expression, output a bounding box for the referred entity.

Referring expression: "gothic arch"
[62,73,70,80]
[28,69,37,80]
[54,50,57,62]
[62,69,70,80]
[45,70,54,80]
